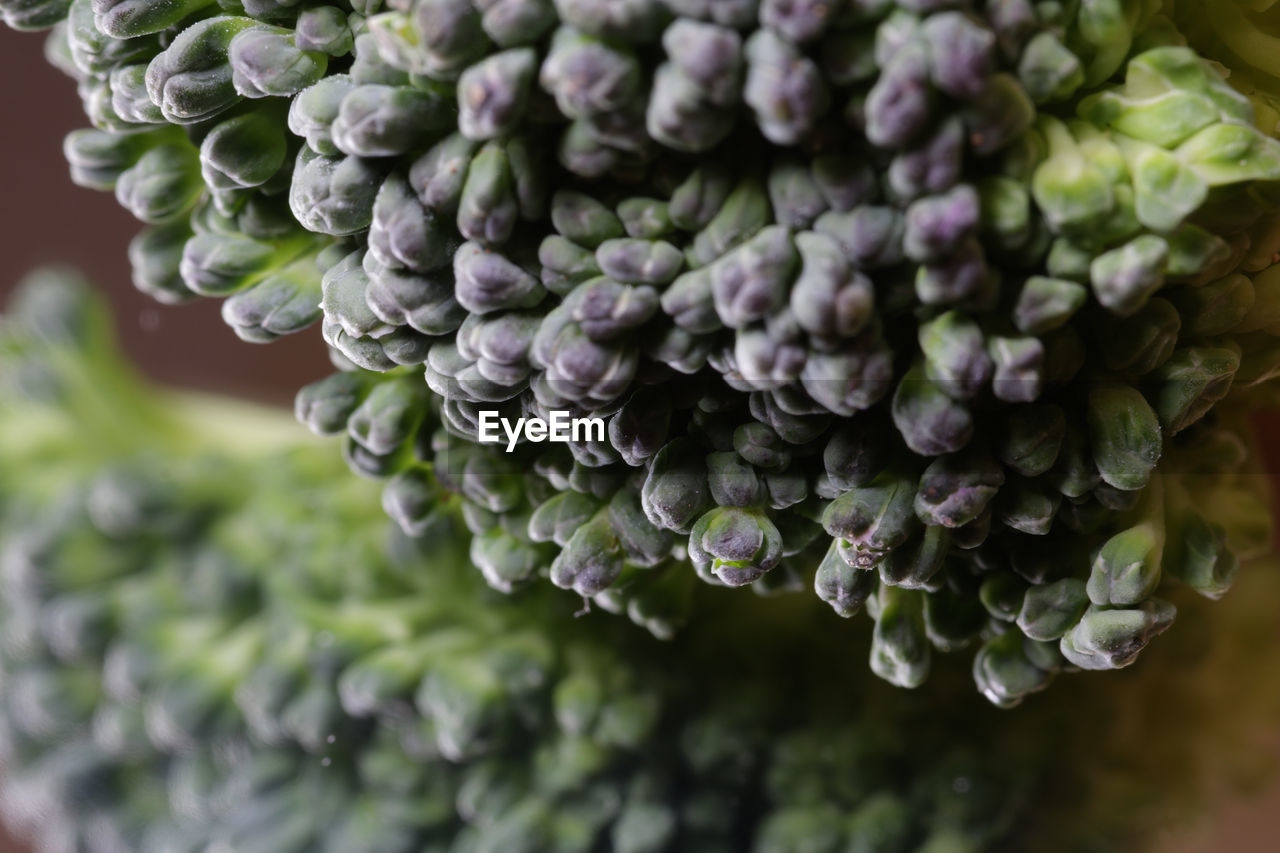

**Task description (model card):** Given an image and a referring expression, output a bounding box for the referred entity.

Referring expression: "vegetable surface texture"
[5,0,1280,703]
[0,269,1278,852]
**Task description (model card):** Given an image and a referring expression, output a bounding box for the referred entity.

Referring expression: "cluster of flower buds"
[9,0,1280,700]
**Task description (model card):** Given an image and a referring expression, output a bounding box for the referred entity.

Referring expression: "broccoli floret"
[5,1,1280,703]
[0,270,1278,853]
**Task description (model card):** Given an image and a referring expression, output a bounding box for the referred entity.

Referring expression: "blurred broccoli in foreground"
[6,0,1280,704]
[0,269,1279,852]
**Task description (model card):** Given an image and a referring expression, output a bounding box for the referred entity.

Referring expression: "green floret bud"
[65,0,155,75]
[733,422,789,472]
[551,190,624,248]
[596,238,684,286]
[616,197,671,240]
[321,249,390,330]
[891,363,974,457]
[869,585,930,689]
[458,48,537,141]
[814,539,876,618]
[863,36,930,149]
[1087,519,1164,608]
[295,372,371,436]
[529,490,599,547]
[539,235,601,294]
[690,176,771,267]
[823,416,891,492]
[1169,274,1253,338]
[708,226,796,328]
[611,491,675,571]
[688,506,783,587]
[880,524,949,590]
[973,630,1053,709]
[768,159,827,230]
[1,0,71,30]
[287,75,357,156]
[976,174,1032,251]
[456,142,519,246]
[550,509,624,596]
[1031,118,1114,233]
[668,164,733,232]
[109,64,164,125]
[200,109,288,191]
[368,173,455,273]
[987,335,1044,403]
[1059,599,1176,671]
[540,27,642,120]
[114,143,203,224]
[347,376,428,458]
[1086,384,1162,492]
[646,21,741,152]
[904,185,980,264]
[705,450,764,508]
[128,221,195,304]
[1117,138,1208,233]
[1090,234,1169,317]
[144,16,258,124]
[1018,32,1082,103]
[964,73,1036,156]
[63,126,172,192]
[553,0,665,42]
[640,440,711,535]
[744,28,829,146]
[377,0,486,78]
[289,147,386,236]
[914,449,1004,530]
[921,11,995,101]
[1097,297,1181,376]
[915,239,990,306]
[656,285,723,352]
[1148,346,1240,435]
[476,0,555,47]
[890,118,965,205]
[228,25,328,98]
[979,571,1028,624]
[331,84,455,158]
[995,477,1060,536]
[92,0,211,39]
[1013,276,1087,336]
[178,232,280,296]
[221,258,324,343]
[1163,513,1239,601]
[294,7,352,56]
[823,470,919,566]
[1017,578,1090,642]
[471,527,542,591]
[1176,122,1280,187]
[919,310,991,401]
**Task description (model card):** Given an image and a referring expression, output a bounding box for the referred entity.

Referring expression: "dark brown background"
[0,22,1278,853]
[0,28,330,404]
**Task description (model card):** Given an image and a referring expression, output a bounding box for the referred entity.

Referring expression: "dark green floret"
[7,0,1280,704]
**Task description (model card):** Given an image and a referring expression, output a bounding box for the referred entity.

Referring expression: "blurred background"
[0,21,1277,853]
